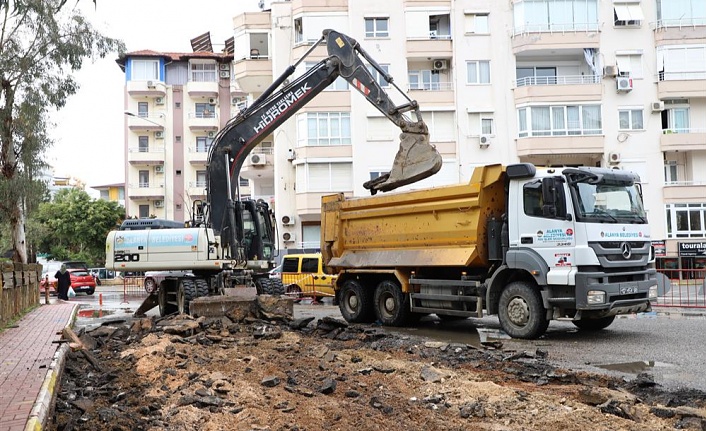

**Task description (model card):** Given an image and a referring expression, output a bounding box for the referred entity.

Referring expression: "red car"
[40,265,96,296]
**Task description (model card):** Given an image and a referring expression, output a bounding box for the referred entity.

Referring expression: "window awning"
[614,4,645,21]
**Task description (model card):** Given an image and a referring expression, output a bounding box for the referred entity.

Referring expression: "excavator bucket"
[363,132,443,194]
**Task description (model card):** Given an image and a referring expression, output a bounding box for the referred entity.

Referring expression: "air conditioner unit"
[286,148,296,161]
[207,131,216,138]
[616,76,633,92]
[429,30,438,39]
[208,97,217,105]
[219,63,230,71]
[432,59,448,70]
[154,200,164,208]
[281,215,295,226]
[282,232,296,243]
[603,65,619,77]
[479,135,492,147]
[147,80,156,88]
[155,97,164,105]
[155,131,164,139]
[249,153,266,166]
[154,165,165,174]
[231,97,241,106]
[219,70,230,79]
[652,101,665,112]
[608,152,621,164]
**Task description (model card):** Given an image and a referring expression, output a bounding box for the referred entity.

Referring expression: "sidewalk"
[0,300,77,431]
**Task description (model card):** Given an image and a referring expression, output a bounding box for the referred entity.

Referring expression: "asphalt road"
[70,287,706,393]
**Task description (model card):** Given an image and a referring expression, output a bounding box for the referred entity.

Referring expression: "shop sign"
[652,240,666,258]
[678,242,706,257]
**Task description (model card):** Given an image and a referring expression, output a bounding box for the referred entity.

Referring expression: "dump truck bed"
[321,164,507,270]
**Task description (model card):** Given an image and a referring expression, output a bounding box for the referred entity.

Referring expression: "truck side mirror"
[542,177,568,219]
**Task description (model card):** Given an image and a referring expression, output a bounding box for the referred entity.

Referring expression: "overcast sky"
[49,0,260,193]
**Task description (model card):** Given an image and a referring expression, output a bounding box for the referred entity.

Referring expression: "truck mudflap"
[574,270,657,311]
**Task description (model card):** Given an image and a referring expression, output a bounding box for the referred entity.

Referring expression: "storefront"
[655,240,706,280]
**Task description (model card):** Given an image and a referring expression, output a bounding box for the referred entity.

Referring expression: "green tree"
[0,0,125,262]
[29,188,123,265]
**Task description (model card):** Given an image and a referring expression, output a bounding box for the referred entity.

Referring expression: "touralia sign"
[678,242,706,257]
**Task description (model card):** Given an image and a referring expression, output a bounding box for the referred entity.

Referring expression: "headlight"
[587,290,606,304]
[648,284,658,300]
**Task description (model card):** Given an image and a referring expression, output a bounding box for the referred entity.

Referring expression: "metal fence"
[654,269,706,308]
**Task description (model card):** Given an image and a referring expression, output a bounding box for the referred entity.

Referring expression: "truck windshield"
[571,180,647,224]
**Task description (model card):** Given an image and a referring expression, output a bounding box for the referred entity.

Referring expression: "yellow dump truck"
[321,163,658,339]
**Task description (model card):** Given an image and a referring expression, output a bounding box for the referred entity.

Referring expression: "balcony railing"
[189,181,207,188]
[188,146,213,153]
[128,146,165,153]
[189,111,218,119]
[658,71,706,81]
[129,182,164,189]
[408,81,454,91]
[662,128,706,134]
[515,74,601,87]
[664,180,706,186]
[407,32,452,40]
[513,22,599,36]
[652,18,706,29]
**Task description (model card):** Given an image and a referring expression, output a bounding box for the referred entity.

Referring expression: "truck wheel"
[286,284,302,302]
[177,279,198,314]
[144,277,157,295]
[158,286,177,317]
[572,316,615,331]
[256,278,273,295]
[498,281,549,339]
[374,280,412,326]
[339,280,375,323]
[271,278,285,295]
[195,279,209,297]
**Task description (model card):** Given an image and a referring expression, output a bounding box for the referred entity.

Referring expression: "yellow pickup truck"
[279,253,336,301]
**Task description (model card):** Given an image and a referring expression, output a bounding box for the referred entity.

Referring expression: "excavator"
[105,29,442,316]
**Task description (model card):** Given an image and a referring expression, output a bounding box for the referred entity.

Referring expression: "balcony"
[187,112,219,132]
[663,181,706,202]
[408,82,455,106]
[516,135,604,157]
[127,80,166,97]
[186,81,219,98]
[511,25,600,54]
[657,72,706,99]
[653,23,706,44]
[406,36,452,60]
[661,129,706,152]
[513,75,602,104]
[292,44,328,63]
[187,146,210,165]
[296,192,353,218]
[233,58,273,94]
[233,11,271,32]
[403,0,450,6]
[240,148,275,181]
[187,181,207,199]
[127,146,166,165]
[126,114,165,132]
[128,182,165,200]
[292,0,347,14]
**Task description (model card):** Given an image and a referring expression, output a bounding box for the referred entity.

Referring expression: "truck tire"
[374,280,412,326]
[286,284,302,302]
[158,286,177,317]
[270,278,285,295]
[572,316,615,331]
[195,278,210,297]
[177,279,199,314]
[339,280,375,323]
[256,278,274,295]
[498,281,549,339]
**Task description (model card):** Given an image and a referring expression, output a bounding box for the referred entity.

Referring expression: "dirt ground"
[49,311,706,431]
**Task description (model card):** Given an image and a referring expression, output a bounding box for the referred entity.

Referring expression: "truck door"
[513,177,576,285]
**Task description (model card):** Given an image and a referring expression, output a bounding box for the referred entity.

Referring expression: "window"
[131,59,159,81]
[512,0,599,34]
[301,258,318,273]
[657,45,706,81]
[425,111,455,141]
[296,162,353,192]
[191,62,217,82]
[138,205,150,218]
[137,102,148,118]
[296,112,351,147]
[408,70,441,90]
[481,118,494,135]
[657,0,706,27]
[367,64,390,88]
[294,18,304,44]
[523,181,546,217]
[195,103,215,118]
[138,136,149,152]
[464,13,489,34]
[196,136,213,153]
[365,17,389,38]
[517,105,602,137]
[467,61,491,84]
[138,170,150,188]
[618,109,644,130]
[515,67,557,86]
[616,53,643,79]
[665,107,690,133]
[664,161,679,184]
[239,177,249,187]
[305,62,348,90]
[666,204,706,238]
[614,2,644,26]
[196,170,207,187]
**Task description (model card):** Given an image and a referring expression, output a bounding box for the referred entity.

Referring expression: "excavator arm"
[206,29,442,258]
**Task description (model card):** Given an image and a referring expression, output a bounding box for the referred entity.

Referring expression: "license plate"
[619,285,638,295]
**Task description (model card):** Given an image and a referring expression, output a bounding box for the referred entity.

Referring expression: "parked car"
[143,270,192,295]
[89,268,117,286]
[40,265,96,296]
[279,253,337,301]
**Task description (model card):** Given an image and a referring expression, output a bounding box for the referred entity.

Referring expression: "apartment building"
[119,0,705,274]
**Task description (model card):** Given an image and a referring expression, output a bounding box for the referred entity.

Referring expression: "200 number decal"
[114,253,140,262]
